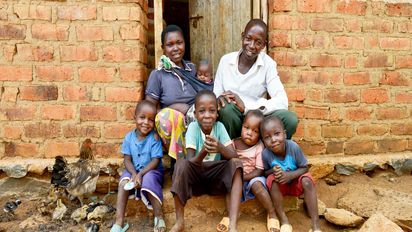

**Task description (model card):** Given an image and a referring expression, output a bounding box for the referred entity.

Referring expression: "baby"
[197,59,213,84]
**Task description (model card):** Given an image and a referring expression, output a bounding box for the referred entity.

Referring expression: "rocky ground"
[0,168,411,232]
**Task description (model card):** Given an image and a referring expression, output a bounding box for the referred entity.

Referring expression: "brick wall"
[0,0,148,159]
[268,0,412,156]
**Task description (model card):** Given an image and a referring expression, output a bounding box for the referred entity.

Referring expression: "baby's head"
[241,110,264,146]
[194,89,217,134]
[134,100,157,137]
[197,60,213,83]
[260,115,286,156]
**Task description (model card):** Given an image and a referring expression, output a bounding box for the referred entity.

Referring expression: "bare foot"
[169,222,184,232]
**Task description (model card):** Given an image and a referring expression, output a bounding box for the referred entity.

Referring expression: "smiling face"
[261,118,286,157]
[241,24,266,61]
[134,104,156,138]
[194,94,218,134]
[241,114,262,147]
[162,31,185,67]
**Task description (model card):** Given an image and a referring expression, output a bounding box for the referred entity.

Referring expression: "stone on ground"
[358,213,403,232]
[324,208,364,227]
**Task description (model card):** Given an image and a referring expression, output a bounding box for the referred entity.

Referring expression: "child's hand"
[132,173,142,188]
[204,135,219,153]
[274,166,292,184]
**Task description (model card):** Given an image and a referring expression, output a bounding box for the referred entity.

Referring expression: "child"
[170,89,243,232]
[197,59,213,84]
[261,116,321,232]
[111,100,166,232]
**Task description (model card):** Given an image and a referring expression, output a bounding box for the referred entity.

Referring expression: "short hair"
[260,115,284,133]
[161,24,184,46]
[135,100,156,116]
[194,89,217,107]
[245,109,264,122]
[244,19,268,41]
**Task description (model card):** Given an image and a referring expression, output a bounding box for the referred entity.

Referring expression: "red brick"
[41,105,74,120]
[330,108,342,122]
[77,26,113,41]
[325,90,358,103]
[103,46,146,62]
[1,87,18,102]
[13,5,51,20]
[344,141,375,155]
[395,92,412,103]
[24,122,61,138]
[3,125,23,139]
[377,139,407,153]
[57,6,96,20]
[395,55,412,68]
[45,141,79,158]
[345,108,372,121]
[391,123,412,136]
[0,4,7,20]
[385,3,412,17]
[286,88,305,102]
[0,66,32,81]
[345,55,357,68]
[304,123,321,139]
[379,71,409,86]
[357,124,388,136]
[311,18,343,32]
[32,24,69,41]
[298,71,328,85]
[269,0,293,12]
[322,125,353,138]
[371,2,385,15]
[313,35,329,48]
[3,45,16,61]
[63,86,91,101]
[295,34,313,49]
[326,141,343,154]
[296,140,325,156]
[119,66,147,81]
[80,106,117,121]
[269,32,291,48]
[102,6,141,21]
[297,0,332,13]
[333,36,364,49]
[0,24,26,40]
[63,124,100,138]
[94,143,120,158]
[343,72,370,85]
[306,89,322,102]
[15,44,54,62]
[366,36,379,49]
[380,37,410,50]
[278,69,292,84]
[104,124,135,139]
[60,46,97,61]
[79,67,115,83]
[364,53,391,68]
[270,51,306,66]
[1,107,36,120]
[377,107,407,120]
[124,105,136,120]
[363,20,393,33]
[295,105,329,120]
[106,87,143,102]
[294,123,304,138]
[345,19,362,32]
[310,54,341,67]
[20,85,58,101]
[120,24,145,41]
[337,0,367,15]
[270,15,307,30]
[361,88,389,104]
[398,21,412,33]
[36,66,73,81]
[5,143,39,158]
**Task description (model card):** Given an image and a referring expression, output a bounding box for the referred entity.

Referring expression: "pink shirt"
[234,140,265,175]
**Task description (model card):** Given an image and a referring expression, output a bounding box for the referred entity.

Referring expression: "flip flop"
[110,223,129,232]
[280,224,293,232]
[267,215,280,232]
[154,217,166,232]
[309,229,322,232]
[216,217,229,232]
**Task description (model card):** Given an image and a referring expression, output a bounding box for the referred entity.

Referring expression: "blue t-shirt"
[262,140,307,172]
[121,129,163,172]
[185,121,232,162]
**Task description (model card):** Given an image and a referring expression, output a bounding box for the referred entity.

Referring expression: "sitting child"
[261,116,321,232]
[197,59,213,84]
[111,100,166,232]
[170,89,243,232]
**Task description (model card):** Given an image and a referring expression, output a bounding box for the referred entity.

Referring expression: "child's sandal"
[154,217,166,232]
[216,217,229,232]
[280,224,293,232]
[110,223,129,232]
[267,215,280,232]
[309,229,322,232]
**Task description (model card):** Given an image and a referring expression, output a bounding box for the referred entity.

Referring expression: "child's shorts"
[120,169,164,210]
[242,176,267,202]
[266,172,314,196]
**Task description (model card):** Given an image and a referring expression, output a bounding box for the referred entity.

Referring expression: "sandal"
[154,217,166,232]
[110,223,129,232]
[216,217,229,232]
[267,215,280,232]
[280,224,293,232]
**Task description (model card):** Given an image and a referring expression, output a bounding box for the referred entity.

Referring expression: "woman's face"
[162,31,185,66]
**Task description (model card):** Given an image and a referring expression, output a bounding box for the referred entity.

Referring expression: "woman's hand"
[218,91,245,113]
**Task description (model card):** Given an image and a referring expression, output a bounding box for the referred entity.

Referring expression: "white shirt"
[214,51,289,115]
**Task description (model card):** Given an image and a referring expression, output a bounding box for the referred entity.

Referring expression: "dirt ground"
[0,170,411,232]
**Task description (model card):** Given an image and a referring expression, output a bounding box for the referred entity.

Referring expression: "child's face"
[261,119,286,156]
[134,105,156,137]
[241,115,261,146]
[195,95,218,134]
[197,64,212,83]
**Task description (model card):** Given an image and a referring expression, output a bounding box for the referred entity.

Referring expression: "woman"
[145,25,212,162]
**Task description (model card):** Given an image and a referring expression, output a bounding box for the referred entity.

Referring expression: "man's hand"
[217,91,245,113]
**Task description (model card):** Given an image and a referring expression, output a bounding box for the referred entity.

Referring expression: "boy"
[170,90,243,232]
[261,116,321,232]
[197,59,213,84]
[111,100,166,232]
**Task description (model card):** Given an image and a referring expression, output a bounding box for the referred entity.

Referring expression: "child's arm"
[134,158,161,186]
[205,135,237,160]
[124,155,138,182]
[275,166,309,184]
[187,147,208,164]
[244,169,264,182]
